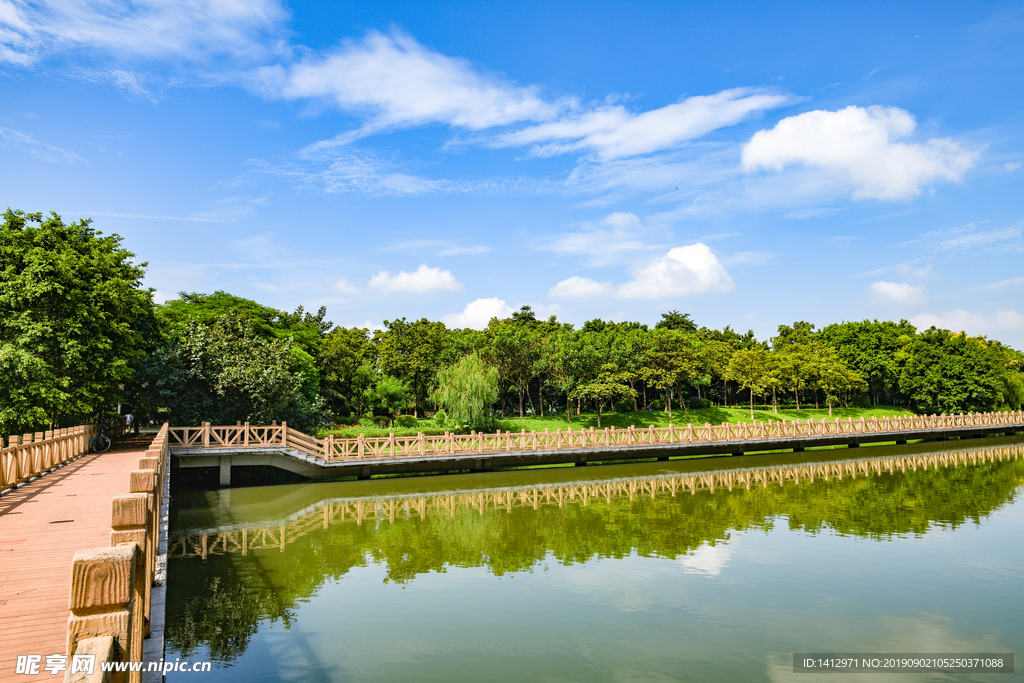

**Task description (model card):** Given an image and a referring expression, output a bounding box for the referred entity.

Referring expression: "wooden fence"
[64,423,169,683]
[1,419,129,493]
[1,426,97,493]
[169,410,1024,462]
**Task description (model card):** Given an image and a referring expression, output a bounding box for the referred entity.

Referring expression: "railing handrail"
[65,422,170,681]
[167,410,1024,462]
[0,424,100,493]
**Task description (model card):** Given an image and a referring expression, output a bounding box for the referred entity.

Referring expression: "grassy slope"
[320,405,916,439]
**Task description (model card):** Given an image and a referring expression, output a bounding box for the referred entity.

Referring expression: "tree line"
[3,209,1022,436]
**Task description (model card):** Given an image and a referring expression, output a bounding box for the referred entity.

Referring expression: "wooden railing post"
[281,421,288,448]
[202,422,210,448]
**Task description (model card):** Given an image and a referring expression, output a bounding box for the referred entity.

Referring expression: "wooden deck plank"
[0,440,149,682]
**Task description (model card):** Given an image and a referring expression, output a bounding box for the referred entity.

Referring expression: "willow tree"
[430,352,498,430]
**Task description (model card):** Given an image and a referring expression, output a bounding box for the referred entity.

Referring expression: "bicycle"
[90,425,112,453]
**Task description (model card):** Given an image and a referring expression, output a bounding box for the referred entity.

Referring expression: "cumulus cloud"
[618,243,734,299]
[548,276,614,298]
[256,30,561,140]
[549,244,735,299]
[442,297,514,329]
[0,0,287,66]
[497,88,789,161]
[368,264,462,294]
[869,281,927,306]
[742,105,978,200]
[911,309,1024,336]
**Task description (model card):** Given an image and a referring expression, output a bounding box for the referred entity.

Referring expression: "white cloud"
[332,277,358,294]
[256,30,561,140]
[497,88,789,160]
[442,297,514,329]
[1004,161,1022,172]
[550,243,736,300]
[869,281,927,305]
[0,0,287,66]
[985,275,1024,289]
[935,228,1020,250]
[0,125,82,162]
[898,263,933,279]
[742,105,979,200]
[251,154,545,197]
[151,290,173,304]
[618,243,734,299]
[911,309,1024,336]
[548,276,614,298]
[541,212,665,267]
[356,319,385,333]
[368,264,462,295]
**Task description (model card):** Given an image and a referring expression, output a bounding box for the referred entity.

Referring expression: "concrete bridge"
[169,410,1024,484]
[169,443,1024,559]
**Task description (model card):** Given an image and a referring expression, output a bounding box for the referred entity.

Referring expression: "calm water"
[165,438,1024,682]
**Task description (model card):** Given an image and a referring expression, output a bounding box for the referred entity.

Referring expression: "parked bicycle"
[90,420,115,453]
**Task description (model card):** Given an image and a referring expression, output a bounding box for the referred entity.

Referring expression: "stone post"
[66,544,141,683]
[110,493,149,654]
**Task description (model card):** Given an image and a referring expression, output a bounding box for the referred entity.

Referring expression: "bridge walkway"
[0,437,152,682]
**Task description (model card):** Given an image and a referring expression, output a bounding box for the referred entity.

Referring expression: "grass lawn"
[319,405,917,439]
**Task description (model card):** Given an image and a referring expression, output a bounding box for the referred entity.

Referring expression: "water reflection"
[165,442,1024,679]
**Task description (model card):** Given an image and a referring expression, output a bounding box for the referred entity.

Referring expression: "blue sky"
[2,1,1023,345]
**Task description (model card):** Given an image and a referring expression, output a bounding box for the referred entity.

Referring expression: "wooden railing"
[1,425,98,493]
[169,444,1023,558]
[65,423,169,683]
[169,410,1024,462]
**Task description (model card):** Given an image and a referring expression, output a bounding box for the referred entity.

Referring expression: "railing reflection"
[170,444,1023,560]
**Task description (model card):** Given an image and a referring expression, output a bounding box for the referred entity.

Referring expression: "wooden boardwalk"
[0,437,151,682]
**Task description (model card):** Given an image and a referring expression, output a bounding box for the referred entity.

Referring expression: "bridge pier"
[793,446,805,452]
[848,442,860,448]
[657,455,669,461]
[575,454,587,467]
[219,455,231,487]
[358,465,372,480]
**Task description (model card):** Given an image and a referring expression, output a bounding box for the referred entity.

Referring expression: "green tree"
[375,318,448,417]
[640,330,702,418]
[568,363,637,427]
[0,209,156,434]
[899,328,1002,414]
[136,312,331,431]
[320,326,374,416]
[655,310,698,332]
[819,319,916,405]
[488,319,540,418]
[812,345,865,415]
[365,374,410,427]
[430,352,499,430]
[775,343,815,410]
[725,348,770,419]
